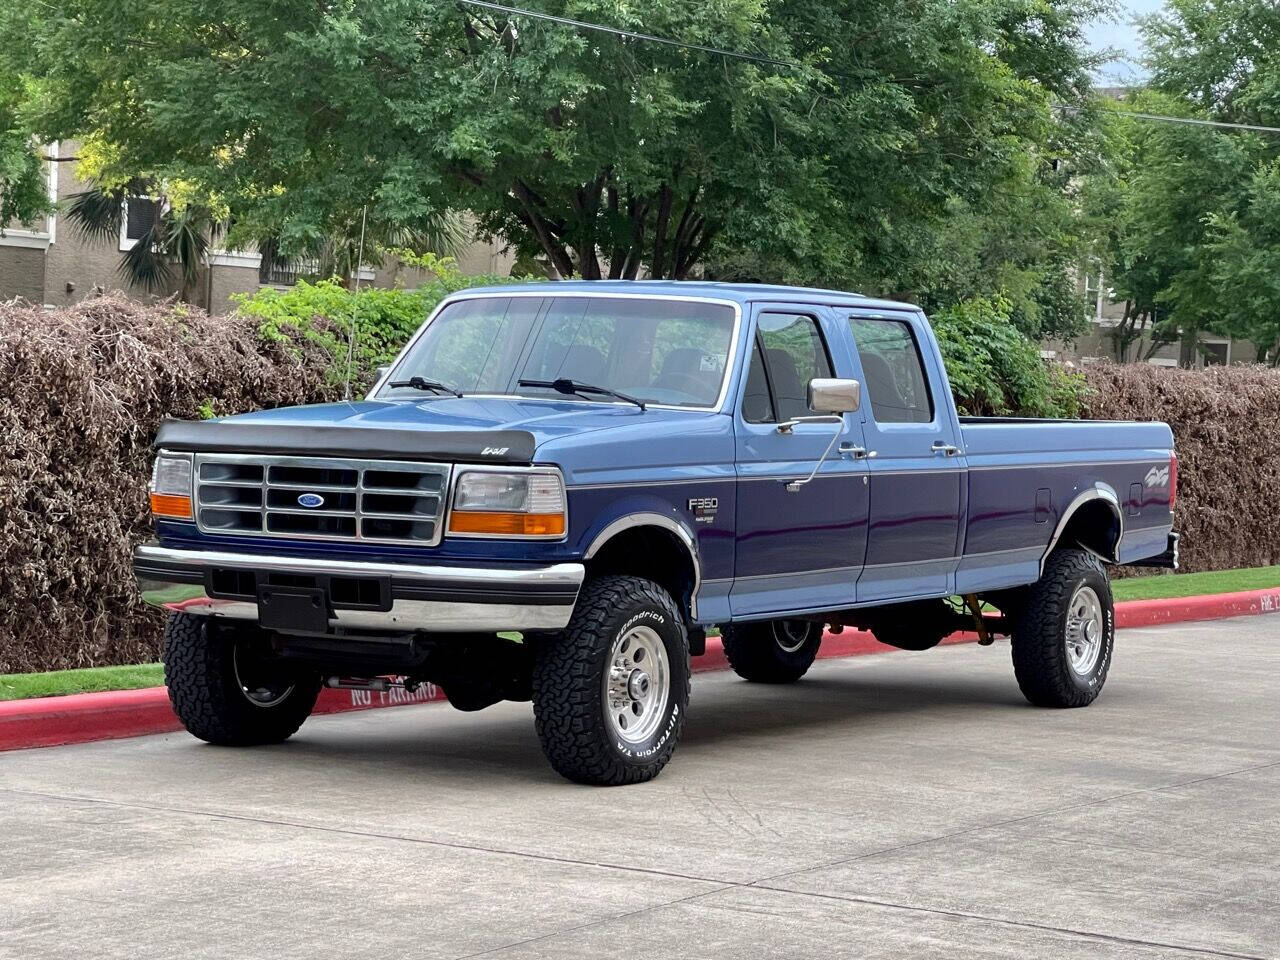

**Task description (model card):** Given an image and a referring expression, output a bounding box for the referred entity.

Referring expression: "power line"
[1056,103,1280,135]
[458,0,818,74]
[462,1,1280,136]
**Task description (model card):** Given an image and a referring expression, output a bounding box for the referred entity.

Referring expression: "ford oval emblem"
[297,493,325,509]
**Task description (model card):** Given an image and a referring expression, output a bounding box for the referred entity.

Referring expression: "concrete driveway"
[2,616,1277,960]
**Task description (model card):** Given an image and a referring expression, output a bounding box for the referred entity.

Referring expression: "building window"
[119,196,163,251]
[1201,341,1230,367]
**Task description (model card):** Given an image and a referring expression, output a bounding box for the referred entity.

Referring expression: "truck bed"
[954,417,1175,595]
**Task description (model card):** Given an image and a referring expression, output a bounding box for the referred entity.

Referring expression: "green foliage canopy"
[233,254,527,385]
[0,66,50,229]
[4,0,1103,315]
[1080,1,1280,365]
[930,296,1083,417]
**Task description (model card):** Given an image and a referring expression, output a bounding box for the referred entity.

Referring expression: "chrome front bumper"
[134,544,584,633]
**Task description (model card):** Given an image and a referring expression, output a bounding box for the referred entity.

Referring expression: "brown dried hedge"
[1,295,1275,674]
[0,295,339,674]
[1081,363,1280,576]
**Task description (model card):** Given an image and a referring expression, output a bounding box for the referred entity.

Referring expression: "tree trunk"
[650,184,674,280]
[1179,328,1198,369]
[1112,300,1133,362]
[511,180,576,279]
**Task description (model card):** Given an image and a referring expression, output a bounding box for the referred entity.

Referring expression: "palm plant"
[64,180,217,300]
[67,179,471,300]
[266,212,472,288]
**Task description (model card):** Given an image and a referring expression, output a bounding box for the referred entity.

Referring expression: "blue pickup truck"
[135,281,1178,785]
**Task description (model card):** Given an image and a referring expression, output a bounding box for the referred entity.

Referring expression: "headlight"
[149,453,193,520]
[448,470,566,538]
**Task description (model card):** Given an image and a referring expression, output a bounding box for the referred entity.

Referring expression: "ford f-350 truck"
[135,282,1178,785]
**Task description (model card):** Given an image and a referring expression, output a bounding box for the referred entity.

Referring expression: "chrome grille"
[194,454,451,546]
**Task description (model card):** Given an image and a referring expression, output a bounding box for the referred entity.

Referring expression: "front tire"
[720,619,822,683]
[532,576,690,786]
[1010,549,1114,708]
[163,613,321,746]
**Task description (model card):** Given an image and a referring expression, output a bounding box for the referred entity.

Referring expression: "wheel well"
[585,526,697,622]
[1055,498,1121,563]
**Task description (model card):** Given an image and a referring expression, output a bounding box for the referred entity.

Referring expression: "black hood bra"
[153,419,537,465]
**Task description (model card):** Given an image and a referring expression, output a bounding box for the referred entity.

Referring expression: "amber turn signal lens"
[448,511,566,537]
[150,493,193,520]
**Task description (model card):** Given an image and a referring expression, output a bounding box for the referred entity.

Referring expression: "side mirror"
[374,364,391,383]
[776,378,861,436]
[808,378,861,414]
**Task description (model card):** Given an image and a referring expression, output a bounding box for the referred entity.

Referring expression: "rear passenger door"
[845,311,964,602]
[731,307,870,617]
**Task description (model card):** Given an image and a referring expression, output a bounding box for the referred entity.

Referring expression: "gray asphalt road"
[2,616,1278,960]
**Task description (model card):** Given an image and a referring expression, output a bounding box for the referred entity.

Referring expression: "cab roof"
[443,280,921,314]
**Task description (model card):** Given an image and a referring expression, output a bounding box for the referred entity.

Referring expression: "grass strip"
[0,663,164,701]
[1111,565,1280,602]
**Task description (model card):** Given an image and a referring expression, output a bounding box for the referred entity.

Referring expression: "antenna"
[342,204,369,402]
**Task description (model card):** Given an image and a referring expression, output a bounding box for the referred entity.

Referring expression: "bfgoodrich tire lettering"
[1010,548,1115,708]
[532,576,690,786]
[163,613,321,746]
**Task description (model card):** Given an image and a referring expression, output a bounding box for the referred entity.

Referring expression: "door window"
[744,313,833,423]
[742,339,776,423]
[848,317,933,424]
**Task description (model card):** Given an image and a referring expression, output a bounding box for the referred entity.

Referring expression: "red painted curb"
[3,587,1278,753]
[1114,588,1280,628]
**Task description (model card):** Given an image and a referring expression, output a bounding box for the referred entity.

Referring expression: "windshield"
[378,295,737,408]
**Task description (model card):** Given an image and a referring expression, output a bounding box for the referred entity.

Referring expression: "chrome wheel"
[232,643,295,708]
[772,620,813,654]
[604,625,670,745]
[1065,585,1104,676]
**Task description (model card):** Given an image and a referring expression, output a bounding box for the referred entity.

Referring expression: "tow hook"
[964,595,995,646]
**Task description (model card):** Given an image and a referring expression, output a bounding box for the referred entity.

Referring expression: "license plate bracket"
[257,585,330,634]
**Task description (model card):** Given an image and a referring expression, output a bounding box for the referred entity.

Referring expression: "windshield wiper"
[518,378,646,412]
[387,376,463,398]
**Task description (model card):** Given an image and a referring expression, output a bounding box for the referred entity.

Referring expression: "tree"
[1077,89,1250,365]
[3,0,1106,294]
[1203,161,1280,364]
[1097,0,1280,365]
[0,65,51,229]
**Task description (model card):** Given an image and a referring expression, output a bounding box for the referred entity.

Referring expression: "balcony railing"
[258,259,305,286]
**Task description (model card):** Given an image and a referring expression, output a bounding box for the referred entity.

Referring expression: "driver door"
[730,306,870,617]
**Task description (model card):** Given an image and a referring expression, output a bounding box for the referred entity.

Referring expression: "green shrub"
[929,296,1085,418]
[233,254,533,387]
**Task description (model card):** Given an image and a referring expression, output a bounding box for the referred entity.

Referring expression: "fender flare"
[1040,486,1124,577]
[584,512,703,619]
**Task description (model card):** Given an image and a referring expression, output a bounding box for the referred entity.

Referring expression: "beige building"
[0,144,516,312]
[1044,263,1258,368]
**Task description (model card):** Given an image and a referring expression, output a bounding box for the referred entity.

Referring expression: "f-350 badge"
[688,497,718,525]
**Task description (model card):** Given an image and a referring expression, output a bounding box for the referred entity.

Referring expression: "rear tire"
[532,576,690,786]
[720,619,822,683]
[163,614,321,746]
[1010,549,1114,708]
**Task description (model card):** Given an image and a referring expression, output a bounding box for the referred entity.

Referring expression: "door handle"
[931,441,961,457]
[840,443,876,460]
